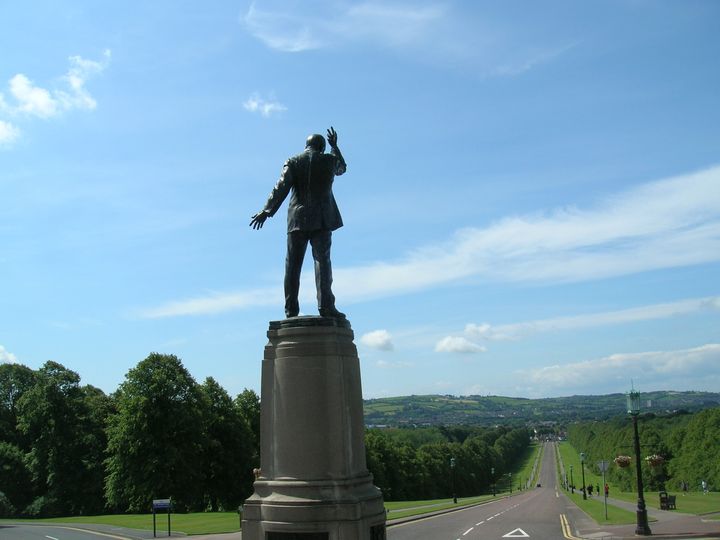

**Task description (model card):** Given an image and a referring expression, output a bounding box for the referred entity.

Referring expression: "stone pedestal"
[242,317,386,540]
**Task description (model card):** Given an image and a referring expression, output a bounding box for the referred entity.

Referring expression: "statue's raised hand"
[327,126,338,149]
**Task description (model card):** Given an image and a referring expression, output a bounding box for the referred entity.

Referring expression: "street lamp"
[570,465,574,494]
[450,457,457,504]
[580,452,587,500]
[627,388,652,536]
[491,467,495,497]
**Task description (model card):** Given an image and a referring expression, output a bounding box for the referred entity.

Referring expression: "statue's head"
[305,134,326,153]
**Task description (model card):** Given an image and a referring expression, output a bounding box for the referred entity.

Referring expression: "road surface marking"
[45,536,59,540]
[487,515,494,520]
[502,528,530,538]
[463,527,474,535]
[52,527,131,540]
[476,520,485,525]
[560,514,581,540]
[390,501,490,528]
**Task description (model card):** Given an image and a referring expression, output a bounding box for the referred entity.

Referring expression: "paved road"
[0,523,134,540]
[389,442,573,540]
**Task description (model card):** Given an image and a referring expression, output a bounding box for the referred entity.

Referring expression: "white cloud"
[242,1,444,53]
[9,74,59,118]
[517,344,720,392]
[0,120,20,146]
[240,2,576,76]
[328,165,720,300]
[435,336,486,354]
[57,49,111,111]
[243,93,287,117]
[138,287,279,318]
[493,43,578,77]
[376,359,413,368]
[140,165,720,318]
[0,345,18,364]
[466,296,720,341]
[360,329,394,351]
[1,50,110,122]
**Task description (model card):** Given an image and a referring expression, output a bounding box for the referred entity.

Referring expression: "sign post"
[598,461,609,520]
[152,498,172,537]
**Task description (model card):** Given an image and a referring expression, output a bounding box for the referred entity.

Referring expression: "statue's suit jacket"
[262,147,347,233]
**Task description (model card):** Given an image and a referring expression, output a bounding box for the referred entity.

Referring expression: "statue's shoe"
[319,307,346,319]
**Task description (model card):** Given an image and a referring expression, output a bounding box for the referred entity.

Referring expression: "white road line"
[476,520,485,525]
[487,516,494,520]
[463,527,474,535]
[45,536,59,540]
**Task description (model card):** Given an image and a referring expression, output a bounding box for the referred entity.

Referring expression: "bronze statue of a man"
[250,127,347,319]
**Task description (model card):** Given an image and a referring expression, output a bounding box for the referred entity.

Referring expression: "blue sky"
[2,1,719,399]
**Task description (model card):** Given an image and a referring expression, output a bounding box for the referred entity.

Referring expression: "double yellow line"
[560,513,581,540]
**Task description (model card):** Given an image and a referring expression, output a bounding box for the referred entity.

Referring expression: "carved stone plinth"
[242,317,386,540]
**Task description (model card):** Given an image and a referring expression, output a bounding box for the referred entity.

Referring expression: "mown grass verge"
[558,442,720,516]
[557,441,639,525]
[386,494,500,520]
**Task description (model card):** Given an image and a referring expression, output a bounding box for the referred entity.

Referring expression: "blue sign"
[153,498,171,510]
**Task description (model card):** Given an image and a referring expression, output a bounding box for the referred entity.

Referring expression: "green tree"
[80,385,115,514]
[105,353,206,512]
[0,363,37,448]
[0,441,33,512]
[416,442,453,500]
[16,361,104,516]
[235,389,260,453]
[200,377,255,510]
[668,407,720,491]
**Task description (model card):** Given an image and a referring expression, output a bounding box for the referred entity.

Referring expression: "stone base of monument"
[242,316,386,540]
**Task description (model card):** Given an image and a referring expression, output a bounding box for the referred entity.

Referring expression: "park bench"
[659,491,677,510]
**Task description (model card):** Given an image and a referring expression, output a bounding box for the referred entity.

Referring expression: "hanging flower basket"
[614,455,632,468]
[645,454,665,467]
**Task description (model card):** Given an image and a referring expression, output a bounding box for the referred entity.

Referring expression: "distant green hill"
[363,391,720,426]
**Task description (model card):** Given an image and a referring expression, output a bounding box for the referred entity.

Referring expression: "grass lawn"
[512,442,543,491]
[610,490,720,515]
[557,442,639,525]
[559,442,720,516]
[564,489,642,525]
[386,494,498,520]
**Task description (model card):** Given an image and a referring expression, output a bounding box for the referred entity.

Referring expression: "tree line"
[0,354,531,518]
[0,354,260,517]
[566,408,720,493]
[366,424,531,500]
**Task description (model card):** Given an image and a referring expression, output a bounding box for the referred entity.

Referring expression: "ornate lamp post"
[628,388,652,536]
[580,452,587,500]
[570,465,574,493]
[450,457,457,504]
